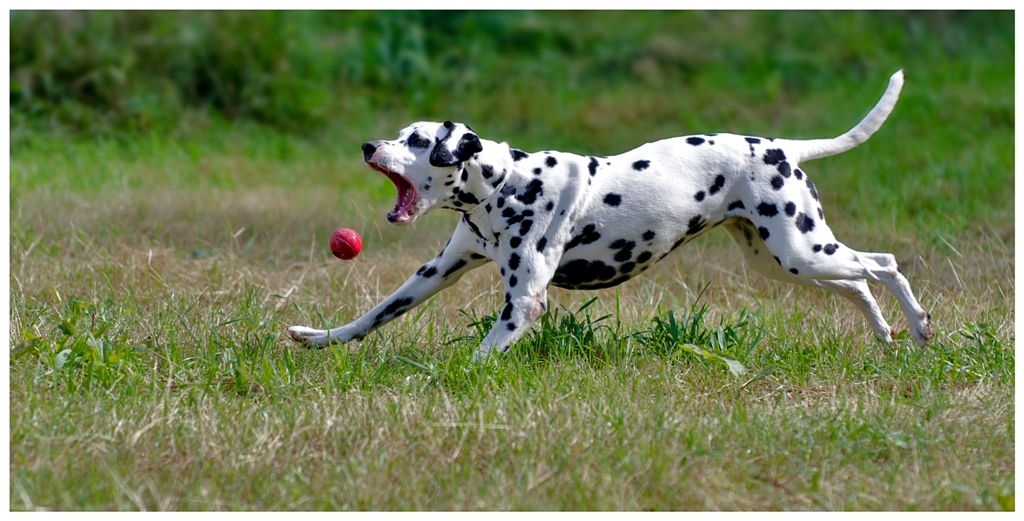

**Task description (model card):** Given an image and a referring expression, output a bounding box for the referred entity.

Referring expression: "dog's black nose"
[362,142,378,162]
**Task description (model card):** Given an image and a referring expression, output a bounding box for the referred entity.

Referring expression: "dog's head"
[363,120,502,225]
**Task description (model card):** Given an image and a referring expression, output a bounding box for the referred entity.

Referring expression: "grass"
[8,185,1014,510]
[8,11,1014,511]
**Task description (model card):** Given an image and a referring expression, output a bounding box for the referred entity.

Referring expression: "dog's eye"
[409,136,429,149]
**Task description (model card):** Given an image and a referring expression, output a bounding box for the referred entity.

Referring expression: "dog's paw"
[910,312,932,347]
[287,326,338,349]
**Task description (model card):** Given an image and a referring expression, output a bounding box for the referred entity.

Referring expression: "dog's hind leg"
[838,251,932,346]
[728,208,931,346]
[721,219,895,344]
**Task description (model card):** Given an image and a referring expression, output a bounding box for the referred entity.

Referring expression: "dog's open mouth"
[369,164,418,225]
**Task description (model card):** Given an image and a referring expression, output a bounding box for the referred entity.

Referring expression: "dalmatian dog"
[288,70,931,359]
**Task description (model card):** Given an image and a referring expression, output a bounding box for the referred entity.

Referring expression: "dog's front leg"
[473,287,549,361]
[473,245,560,361]
[288,224,488,348]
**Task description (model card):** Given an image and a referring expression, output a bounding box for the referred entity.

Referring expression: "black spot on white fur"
[795,213,815,234]
[763,149,786,165]
[443,260,467,278]
[373,296,415,327]
[778,161,791,178]
[519,219,533,236]
[757,202,778,217]
[516,179,544,205]
[686,215,706,236]
[551,259,617,289]
[806,178,818,201]
[565,224,601,250]
[610,239,636,262]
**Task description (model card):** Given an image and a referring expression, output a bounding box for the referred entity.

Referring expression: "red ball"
[329,228,362,260]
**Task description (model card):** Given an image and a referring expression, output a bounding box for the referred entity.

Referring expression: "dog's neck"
[440,139,516,215]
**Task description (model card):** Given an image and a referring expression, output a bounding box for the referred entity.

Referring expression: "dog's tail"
[785,70,903,163]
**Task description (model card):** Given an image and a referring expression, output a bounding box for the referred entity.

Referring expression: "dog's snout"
[362,142,379,162]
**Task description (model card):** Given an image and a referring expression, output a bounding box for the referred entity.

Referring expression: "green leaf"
[12,331,42,361]
[679,343,746,377]
[395,355,432,373]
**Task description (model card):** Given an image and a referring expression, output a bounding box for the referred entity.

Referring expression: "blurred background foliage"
[10,11,1012,138]
[9,11,1014,233]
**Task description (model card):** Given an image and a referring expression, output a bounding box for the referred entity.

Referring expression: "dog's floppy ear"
[429,122,483,167]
